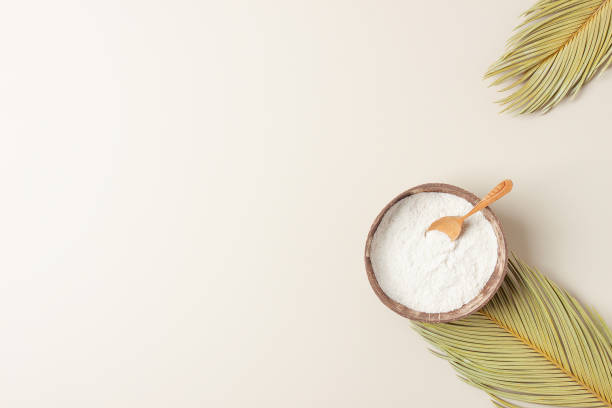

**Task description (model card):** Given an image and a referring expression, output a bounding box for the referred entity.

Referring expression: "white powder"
[370,192,498,313]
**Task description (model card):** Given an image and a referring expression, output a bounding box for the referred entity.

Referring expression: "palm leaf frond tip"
[485,0,612,114]
[414,256,612,408]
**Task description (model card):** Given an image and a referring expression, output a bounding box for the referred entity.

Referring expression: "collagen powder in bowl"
[364,183,508,322]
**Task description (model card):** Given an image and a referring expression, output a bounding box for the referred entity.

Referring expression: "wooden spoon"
[427,180,513,241]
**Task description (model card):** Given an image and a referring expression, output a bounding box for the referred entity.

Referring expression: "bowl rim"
[364,183,508,323]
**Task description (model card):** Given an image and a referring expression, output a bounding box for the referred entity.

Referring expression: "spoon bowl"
[426,216,463,240]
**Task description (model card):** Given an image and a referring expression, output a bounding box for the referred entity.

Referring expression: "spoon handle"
[462,179,513,220]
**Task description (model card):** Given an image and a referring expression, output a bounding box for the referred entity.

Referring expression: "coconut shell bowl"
[364,183,508,323]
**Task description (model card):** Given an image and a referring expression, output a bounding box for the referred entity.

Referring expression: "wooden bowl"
[364,183,508,323]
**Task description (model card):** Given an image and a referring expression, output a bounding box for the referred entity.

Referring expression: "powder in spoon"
[369,192,498,313]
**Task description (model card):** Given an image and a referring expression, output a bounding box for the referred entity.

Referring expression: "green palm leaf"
[414,256,612,407]
[485,0,612,114]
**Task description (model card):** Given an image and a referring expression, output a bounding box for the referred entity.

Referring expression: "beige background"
[1,0,611,406]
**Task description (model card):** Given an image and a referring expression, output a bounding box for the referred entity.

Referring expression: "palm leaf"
[485,0,612,114]
[414,256,612,407]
